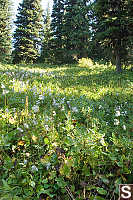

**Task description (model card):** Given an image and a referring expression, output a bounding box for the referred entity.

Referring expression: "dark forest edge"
[0,0,133,73]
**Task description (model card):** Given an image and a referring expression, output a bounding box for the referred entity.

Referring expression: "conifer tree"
[50,0,90,63]
[92,0,132,72]
[0,0,12,63]
[63,0,90,61]
[40,4,52,63]
[127,0,133,63]
[50,0,65,63]
[13,0,43,64]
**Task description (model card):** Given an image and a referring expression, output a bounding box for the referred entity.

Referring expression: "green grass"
[0,62,133,200]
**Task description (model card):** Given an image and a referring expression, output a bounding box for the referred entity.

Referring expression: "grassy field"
[0,62,133,200]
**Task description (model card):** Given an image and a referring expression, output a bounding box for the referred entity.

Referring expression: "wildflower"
[36,100,40,105]
[46,162,51,170]
[66,101,70,108]
[53,111,56,116]
[13,108,16,112]
[61,106,65,111]
[99,105,102,109]
[31,165,38,172]
[17,127,23,132]
[122,125,126,130]
[61,97,65,104]
[1,83,5,88]
[45,116,49,122]
[3,90,9,95]
[5,108,9,113]
[26,152,30,157]
[114,119,119,126]
[53,99,59,106]
[115,110,120,117]
[45,125,49,131]
[24,160,28,165]
[24,123,29,129]
[100,138,106,146]
[72,107,78,112]
[12,145,16,153]
[32,119,38,125]
[39,95,45,100]
[32,105,39,113]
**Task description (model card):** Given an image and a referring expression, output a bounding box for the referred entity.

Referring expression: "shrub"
[78,58,94,68]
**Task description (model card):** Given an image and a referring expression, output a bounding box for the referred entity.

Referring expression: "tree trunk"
[115,50,122,73]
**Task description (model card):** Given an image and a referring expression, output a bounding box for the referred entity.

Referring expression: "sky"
[12,0,53,17]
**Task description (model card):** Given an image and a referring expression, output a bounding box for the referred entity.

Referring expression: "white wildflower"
[3,90,9,95]
[45,125,49,131]
[67,101,70,106]
[61,106,65,111]
[24,160,28,165]
[99,105,102,109]
[45,116,49,122]
[39,95,45,100]
[24,123,29,129]
[100,138,106,146]
[13,108,16,112]
[124,111,127,115]
[53,111,56,116]
[12,145,16,153]
[31,165,38,172]
[115,110,120,117]
[32,105,39,113]
[116,106,120,110]
[26,152,30,157]
[32,119,38,125]
[53,99,59,106]
[72,107,78,112]
[114,119,119,126]
[17,127,23,132]
[122,125,126,130]
[1,84,5,88]
[36,100,40,105]
[46,162,51,170]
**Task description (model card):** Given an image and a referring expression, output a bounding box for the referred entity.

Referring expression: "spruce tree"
[50,0,65,63]
[92,0,131,72]
[63,0,90,61]
[127,0,133,63]
[40,4,52,63]
[13,0,43,64]
[0,0,12,63]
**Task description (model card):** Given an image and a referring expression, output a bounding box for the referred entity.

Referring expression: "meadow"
[0,61,133,200]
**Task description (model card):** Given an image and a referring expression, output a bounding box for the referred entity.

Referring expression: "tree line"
[0,0,133,72]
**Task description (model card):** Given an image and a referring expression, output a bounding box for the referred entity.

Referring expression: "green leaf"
[29,181,35,188]
[96,187,107,195]
[94,196,105,200]
[44,137,49,144]
[100,176,110,184]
